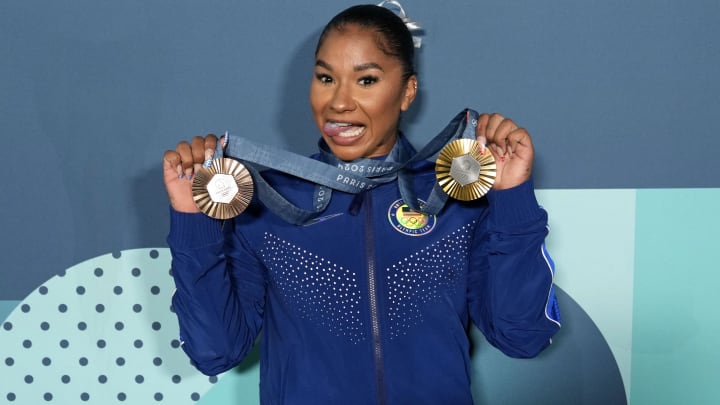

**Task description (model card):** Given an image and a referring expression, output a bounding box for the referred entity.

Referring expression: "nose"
[329,82,356,113]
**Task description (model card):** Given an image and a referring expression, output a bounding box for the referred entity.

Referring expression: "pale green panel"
[536,189,636,399]
[197,345,260,405]
[632,189,720,405]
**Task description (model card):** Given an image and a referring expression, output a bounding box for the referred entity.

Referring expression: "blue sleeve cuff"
[486,179,545,227]
[167,207,224,248]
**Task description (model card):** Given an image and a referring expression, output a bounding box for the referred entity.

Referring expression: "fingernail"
[500,156,506,162]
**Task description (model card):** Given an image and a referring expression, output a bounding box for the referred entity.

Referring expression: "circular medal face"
[192,158,254,219]
[435,139,496,201]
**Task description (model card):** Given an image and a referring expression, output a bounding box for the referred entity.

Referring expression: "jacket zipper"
[365,192,386,404]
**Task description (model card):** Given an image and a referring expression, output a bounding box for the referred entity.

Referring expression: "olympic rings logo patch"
[387,199,436,236]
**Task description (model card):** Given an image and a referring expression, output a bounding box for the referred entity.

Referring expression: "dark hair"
[315,4,416,82]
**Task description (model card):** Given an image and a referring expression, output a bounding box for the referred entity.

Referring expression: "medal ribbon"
[217,108,480,225]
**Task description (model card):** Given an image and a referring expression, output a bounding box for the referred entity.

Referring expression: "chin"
[324,142,360,162]
[332,150,362,162]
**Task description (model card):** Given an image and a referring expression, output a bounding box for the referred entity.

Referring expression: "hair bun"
[377,0,424,48]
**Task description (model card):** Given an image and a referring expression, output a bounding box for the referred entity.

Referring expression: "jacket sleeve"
[166,209,266,376]
[468,179,561,358]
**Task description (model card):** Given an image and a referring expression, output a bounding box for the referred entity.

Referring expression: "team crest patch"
[388,199,436,236]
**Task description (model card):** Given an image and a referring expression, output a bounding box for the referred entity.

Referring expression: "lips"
[323,121,366,138]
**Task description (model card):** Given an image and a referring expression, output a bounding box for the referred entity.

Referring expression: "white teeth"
[338,126,364,137]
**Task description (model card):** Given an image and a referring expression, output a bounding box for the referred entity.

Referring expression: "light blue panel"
[537,189,636,398]
[632,189,720,404]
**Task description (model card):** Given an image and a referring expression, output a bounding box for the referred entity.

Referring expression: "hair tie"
[377,0,424,48]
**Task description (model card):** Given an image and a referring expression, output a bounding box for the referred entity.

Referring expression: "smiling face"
[310,25,417,161]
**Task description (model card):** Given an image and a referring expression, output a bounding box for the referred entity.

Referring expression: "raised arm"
[468,180,561,358]
[164,135,266,375]
[469,113,560,357]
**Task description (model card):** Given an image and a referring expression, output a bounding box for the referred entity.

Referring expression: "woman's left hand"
[475,113,534,190]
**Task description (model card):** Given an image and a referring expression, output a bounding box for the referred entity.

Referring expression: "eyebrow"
[315,59,384,72]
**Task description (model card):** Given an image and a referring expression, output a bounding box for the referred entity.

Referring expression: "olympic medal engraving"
[206,174,238,204]
[435,138,496,201]
[192,158,254,219]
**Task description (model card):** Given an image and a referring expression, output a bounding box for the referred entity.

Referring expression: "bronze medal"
[192,158,254,219]
[435,139,496,201]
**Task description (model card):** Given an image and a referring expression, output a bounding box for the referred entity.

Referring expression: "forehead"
[316,25,398,66]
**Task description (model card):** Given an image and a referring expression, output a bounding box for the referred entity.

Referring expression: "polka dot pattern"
[386,223,474,338]
[0,248,224,403]
[260,233,365,343]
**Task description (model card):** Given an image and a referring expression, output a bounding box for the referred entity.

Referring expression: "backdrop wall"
[2,1,719,404]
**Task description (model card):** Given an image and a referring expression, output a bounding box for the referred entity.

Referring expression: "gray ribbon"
[216,109,480,225]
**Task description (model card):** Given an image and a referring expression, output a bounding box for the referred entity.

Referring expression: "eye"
[358,75,379,87]
[315,73,333,85]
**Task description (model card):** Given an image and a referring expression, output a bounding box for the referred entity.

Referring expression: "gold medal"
[192,158,254,219]
[435,139,496,201]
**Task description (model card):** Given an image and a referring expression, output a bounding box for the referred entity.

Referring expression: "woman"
[163,4,560,404]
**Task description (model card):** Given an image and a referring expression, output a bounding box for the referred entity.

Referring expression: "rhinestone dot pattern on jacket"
[259,222,474,343]
[386,223,474,339]
[260,233,365,343]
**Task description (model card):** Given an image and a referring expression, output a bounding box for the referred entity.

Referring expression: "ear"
[400,75,418,111]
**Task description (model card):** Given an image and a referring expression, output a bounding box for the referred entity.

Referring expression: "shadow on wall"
[471,288,627,405]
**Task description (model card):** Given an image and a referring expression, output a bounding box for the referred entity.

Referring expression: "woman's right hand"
[162,134,219,213]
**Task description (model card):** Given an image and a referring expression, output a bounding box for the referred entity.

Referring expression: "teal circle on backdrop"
[0,248,225,404]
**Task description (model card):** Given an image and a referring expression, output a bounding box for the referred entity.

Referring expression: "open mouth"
[323,121,366,138]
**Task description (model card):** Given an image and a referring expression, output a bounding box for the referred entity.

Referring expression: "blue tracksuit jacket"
[167,155,561,404]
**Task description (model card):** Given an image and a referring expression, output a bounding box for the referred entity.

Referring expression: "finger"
[476,113,490,140]
[506,128,534,160]
[485,113,506,151]
[476,114,489,154]
[495,144,508,162]
[176,141,193,178]
[191,136,205,164]
[163,150,182,178]
[486,144,502,190]
[494,118,519,154]
[192,136,210,175]
[204,134,218,161]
